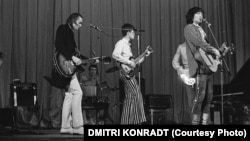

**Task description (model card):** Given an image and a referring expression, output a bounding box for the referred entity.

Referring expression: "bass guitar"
[53,52,96,78]
[120,46,153,78]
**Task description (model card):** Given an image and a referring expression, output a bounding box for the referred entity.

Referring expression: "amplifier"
[10,83,37,107]
[145,94,171,109]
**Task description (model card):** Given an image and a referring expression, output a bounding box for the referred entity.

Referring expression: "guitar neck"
[134,51,148,65]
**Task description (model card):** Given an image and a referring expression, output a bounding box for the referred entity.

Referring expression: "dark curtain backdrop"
[0,0,250,125]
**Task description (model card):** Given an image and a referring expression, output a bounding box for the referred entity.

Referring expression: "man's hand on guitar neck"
[212,48,221,58]
[72,56,82,65]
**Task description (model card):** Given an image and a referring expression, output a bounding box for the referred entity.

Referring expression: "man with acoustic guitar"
[184,7,221,125]
[112,23,151,124]
[54,13,84,134]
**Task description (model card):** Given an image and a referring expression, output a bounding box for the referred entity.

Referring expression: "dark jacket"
[51,24,77,89]
[55,24,77,60]
[184,24,215,77]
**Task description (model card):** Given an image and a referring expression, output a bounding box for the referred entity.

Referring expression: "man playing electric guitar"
[54,13,84,134]
[172,42,196,124]
[53,48,98,78]
[112,23,148,124]
[119,46,153,78]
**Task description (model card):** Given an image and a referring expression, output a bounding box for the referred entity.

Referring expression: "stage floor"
[0,128,84,141]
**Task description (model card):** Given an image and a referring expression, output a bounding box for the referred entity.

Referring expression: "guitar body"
[119,46,153,78]
[120,58,135,78]
[199,48,220,72]
[53,52,77,78]
[180,70,196,86]
[194,48,220,73]
[194,43,234,73]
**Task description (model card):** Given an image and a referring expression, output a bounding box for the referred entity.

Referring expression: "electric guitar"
[194,42,234,73]
[53,52,97,78]
[180,72,196,86]
[120,46,153,78]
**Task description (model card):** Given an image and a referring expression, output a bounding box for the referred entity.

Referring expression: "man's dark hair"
[186,7,205,24]
[66,13,83,26]
[89,64,98,71]
[121,23,136,36]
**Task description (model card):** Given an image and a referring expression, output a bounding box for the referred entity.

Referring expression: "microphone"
[136,29,145,32]
[134,29,145,35]
[203,18,211,27]
[135,29,145,32]
[89,24,102,32]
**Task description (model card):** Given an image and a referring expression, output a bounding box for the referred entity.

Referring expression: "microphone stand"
[205,22,231,125]
[90,26,103,82]
[135,30,145,93]
[137,33,141,90]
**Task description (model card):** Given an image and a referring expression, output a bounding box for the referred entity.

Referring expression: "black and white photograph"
[0,0,250,140]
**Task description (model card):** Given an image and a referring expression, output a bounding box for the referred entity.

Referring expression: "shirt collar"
[122,37,131,46]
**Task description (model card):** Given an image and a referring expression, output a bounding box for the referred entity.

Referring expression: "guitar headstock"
[221,42,235,55]
[228,43,235,54]
[145,46,154,54]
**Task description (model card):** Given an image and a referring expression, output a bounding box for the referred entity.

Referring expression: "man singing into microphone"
[184,7,221,125]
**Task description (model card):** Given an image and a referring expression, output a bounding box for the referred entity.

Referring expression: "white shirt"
[112,38,133,65]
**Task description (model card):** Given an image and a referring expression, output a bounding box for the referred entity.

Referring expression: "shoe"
[191,114,200,125]
[60,127,73,134]
[202,113,209,125]
[73,127,84,135]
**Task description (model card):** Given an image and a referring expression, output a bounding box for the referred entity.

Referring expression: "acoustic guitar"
[194,42,234,73]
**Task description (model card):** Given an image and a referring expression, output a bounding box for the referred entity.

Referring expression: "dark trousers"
[184,84,195,123]
[192,74,213,115]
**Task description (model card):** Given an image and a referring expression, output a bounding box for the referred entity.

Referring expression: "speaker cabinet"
[10,83,37,107]
[145,94,172,125]
[145,94,172,109]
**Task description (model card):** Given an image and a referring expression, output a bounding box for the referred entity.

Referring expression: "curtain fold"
[0,0,249,125]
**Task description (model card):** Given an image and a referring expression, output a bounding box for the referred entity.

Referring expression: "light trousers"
[61,73,83,128]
